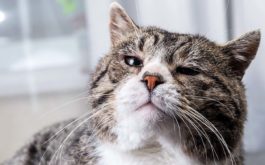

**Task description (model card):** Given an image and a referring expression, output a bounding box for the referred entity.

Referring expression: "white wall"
[85,0,112,70]
[0,37,88,97]
[136,0,227,42]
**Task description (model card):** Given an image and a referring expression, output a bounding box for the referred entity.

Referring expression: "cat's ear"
[109,2,138,46]
[221,30,261,79]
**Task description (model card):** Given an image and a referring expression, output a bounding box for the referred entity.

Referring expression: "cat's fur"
[2,2,261,165]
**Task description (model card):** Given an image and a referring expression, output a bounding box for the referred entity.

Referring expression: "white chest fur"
[97,143,200,165]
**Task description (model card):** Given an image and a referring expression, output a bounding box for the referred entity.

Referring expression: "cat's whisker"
[167,96,232,164]
[51,110,104,164]
[39,111,94,165]
[165,99,203,155]
[183,109,227,153]
[184,105,235,165]
[169,111,199,154]
[184,94,235,117]
[48,101,115,164]
[178,109,219,164]
[172,114,182,142]
[153,89,236,164]
[39,96,89,120]
[171,104,214,163]
[41,111,91,145]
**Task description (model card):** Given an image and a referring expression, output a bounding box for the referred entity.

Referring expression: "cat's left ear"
[109,2,139,46]
[221,30,261,79]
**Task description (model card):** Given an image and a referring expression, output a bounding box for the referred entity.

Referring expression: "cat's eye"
[124,56,143,67]
[176,67,200,76]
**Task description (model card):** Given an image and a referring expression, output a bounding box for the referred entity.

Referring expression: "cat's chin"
[135,102,161,120]
[136,102,155,111]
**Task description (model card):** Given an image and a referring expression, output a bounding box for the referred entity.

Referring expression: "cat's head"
[89,2,260,162]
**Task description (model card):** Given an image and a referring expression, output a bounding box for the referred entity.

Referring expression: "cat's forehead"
[134,27,219,65]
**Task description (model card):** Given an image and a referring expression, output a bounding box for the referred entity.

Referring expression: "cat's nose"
[142,73,164,91]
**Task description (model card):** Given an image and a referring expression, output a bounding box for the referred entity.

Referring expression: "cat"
[2,2,261,165]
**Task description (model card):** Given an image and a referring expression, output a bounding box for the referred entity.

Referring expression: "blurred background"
[0,0,264,164]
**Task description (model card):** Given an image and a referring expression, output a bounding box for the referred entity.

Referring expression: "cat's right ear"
[109,2,139,46]
[221,30,261,79]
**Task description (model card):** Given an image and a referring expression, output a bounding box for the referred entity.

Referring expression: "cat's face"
[89,3,260,162]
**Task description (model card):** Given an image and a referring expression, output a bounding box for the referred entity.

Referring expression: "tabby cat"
[2,2,261,165]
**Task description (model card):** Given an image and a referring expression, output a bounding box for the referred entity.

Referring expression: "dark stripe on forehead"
[176,37,192,50]
[92,89,114,108]
[153,34,159,45]
[138,36,145,51]
[138,34,159,51]
[91,62,110,89]
[165,37,192,64]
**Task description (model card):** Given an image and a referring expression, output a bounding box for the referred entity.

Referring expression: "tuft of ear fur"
[109,2,138,46]
[222,30,261,79]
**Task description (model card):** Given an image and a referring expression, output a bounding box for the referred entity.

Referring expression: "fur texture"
[2,2,261,165]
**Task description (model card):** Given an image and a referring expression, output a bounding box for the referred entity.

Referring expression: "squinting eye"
[124,56,143,67]
[176,67,200,76]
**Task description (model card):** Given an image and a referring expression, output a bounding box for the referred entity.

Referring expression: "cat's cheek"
[151,84,181,113]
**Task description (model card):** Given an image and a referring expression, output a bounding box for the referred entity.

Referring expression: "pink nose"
[143,75,163,91]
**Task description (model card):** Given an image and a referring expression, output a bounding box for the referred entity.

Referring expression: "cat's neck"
[96,141,200,165]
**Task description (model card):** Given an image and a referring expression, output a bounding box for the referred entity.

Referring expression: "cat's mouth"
[136,101,156,111]
[135,92,165,113]
[135,100,164,115]
[135,101,163,121]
